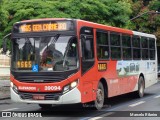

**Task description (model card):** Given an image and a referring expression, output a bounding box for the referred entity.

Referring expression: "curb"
[0,85,10,100]
[0,96,10,100]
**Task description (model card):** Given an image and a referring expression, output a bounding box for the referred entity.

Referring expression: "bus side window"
[96,30,109,60]
[141,37,149,60]
[122,34,131,60]
[149,38,156,60]
[82,37,94,60]
[133,36,141,60]
[110,32,121,60]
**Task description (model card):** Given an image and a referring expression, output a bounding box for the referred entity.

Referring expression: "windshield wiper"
[46,34,60,49]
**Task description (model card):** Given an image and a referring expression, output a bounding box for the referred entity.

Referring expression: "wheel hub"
[140,83,143,94]
[97,89,103,103]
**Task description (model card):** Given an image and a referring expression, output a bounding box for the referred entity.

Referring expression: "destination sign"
[13,21,73,33]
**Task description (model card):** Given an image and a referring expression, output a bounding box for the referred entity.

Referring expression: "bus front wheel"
[94,82,105,110]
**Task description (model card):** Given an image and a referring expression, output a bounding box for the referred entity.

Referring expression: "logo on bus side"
[116,61,139,76]
[98,63,107,71]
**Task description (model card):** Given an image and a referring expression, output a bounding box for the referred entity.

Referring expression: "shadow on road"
[19,91,156,117]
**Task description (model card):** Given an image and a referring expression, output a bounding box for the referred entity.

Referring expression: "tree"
[0,0,133,49]
[0,0,9,47]
[130,0,160,44]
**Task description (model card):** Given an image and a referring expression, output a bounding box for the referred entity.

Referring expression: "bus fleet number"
[44,86,61,91]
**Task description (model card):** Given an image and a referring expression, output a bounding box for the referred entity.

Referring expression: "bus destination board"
[13,21,73,33]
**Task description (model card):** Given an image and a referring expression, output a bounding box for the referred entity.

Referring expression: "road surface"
[0,81,160,120]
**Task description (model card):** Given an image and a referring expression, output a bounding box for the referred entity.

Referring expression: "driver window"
[66,38,78,67]
[82,37,94,60]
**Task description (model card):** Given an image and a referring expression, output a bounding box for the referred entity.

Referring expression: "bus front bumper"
[10,87,81,104]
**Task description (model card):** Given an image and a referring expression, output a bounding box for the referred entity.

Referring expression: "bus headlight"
[63,79,79,94]
[71,81,78,88]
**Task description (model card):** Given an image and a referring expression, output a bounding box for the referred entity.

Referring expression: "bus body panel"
[76,19,157,102]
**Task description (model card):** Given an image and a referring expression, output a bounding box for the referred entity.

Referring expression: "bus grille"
[19,91,62,100]
[11,70,78,83]
[16,76,64,83]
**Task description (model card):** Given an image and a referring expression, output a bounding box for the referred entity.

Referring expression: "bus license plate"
[32,95,45,100]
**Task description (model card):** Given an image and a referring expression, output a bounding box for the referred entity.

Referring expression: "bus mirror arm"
[2,42,7,54]
[2,33,11,54]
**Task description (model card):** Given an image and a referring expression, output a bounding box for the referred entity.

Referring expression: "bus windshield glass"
[12,35,79,72]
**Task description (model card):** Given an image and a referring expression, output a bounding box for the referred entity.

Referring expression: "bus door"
[80,27,96,102]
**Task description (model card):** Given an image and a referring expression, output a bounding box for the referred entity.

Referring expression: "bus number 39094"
[44,86,61,91]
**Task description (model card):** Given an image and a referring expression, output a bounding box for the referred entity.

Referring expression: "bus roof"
[133,31,156,39]
[16,18,156,38]
[77,19,133,35]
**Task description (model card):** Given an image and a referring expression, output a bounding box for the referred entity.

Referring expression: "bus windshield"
[12,35,79,72]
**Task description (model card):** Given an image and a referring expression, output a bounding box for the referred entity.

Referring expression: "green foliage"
[0,0,133,49]
[130,0,160,44]
[1,0,160,47]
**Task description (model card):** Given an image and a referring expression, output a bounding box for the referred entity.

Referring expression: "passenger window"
[110,32,121,60]
[122,35,131,59]
[122,35,131,47]
[141,37,149,60]
[110,33,120,46]
[132,36,141,60]
[149,38,155,49]
[141,37,148,48]
[149,38,156,60]
[133,36,140,48]
[96,31,109,59]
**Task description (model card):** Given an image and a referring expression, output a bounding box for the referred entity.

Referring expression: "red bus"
[3,18,157,110]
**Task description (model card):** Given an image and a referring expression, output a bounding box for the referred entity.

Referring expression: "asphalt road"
[0,81,160,120]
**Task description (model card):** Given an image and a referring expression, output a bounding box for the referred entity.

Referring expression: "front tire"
[94,82,105,110]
